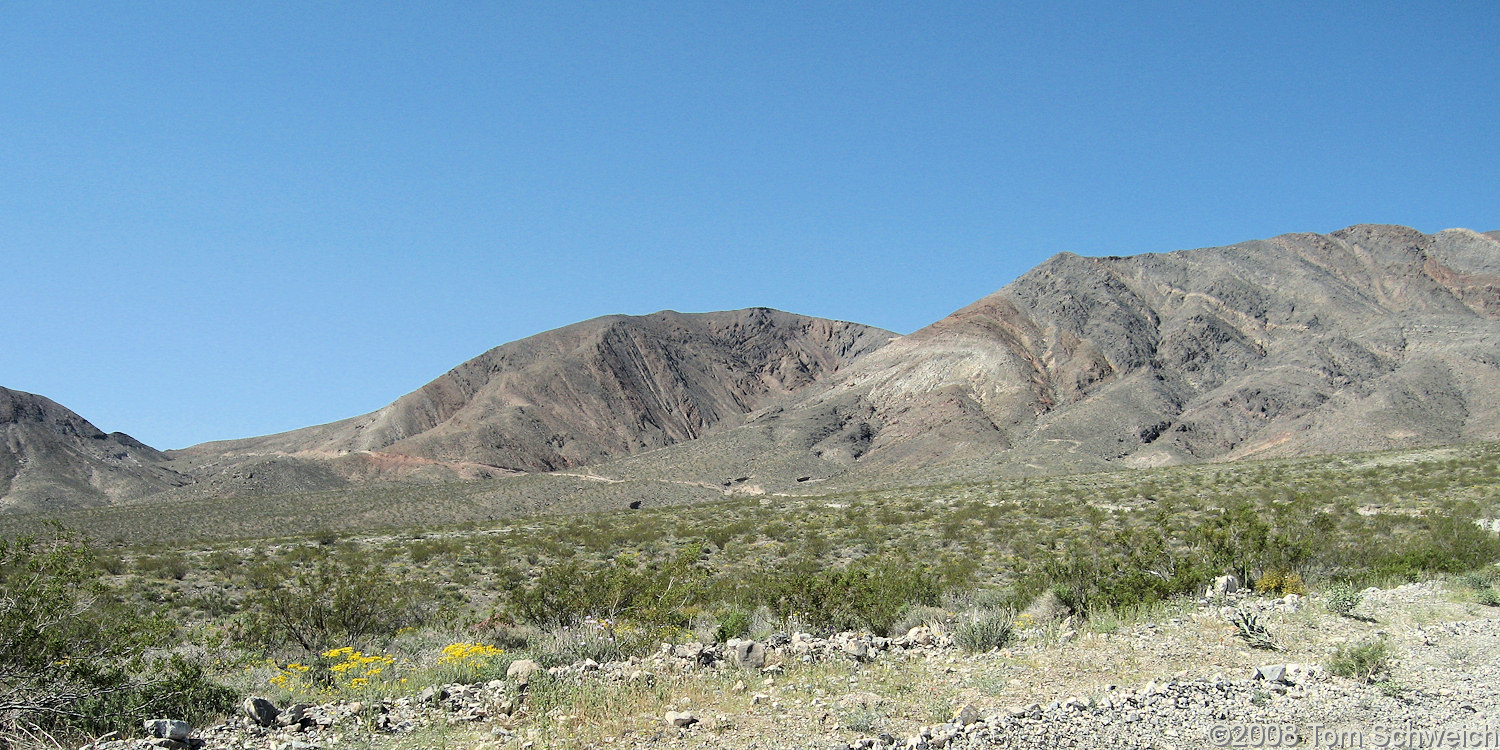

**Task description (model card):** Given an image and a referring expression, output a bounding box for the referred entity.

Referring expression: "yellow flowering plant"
[265,647,400,698]
[434,642,506,681]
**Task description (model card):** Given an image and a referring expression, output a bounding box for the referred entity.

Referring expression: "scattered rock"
[728,639,767,669]
[507,659,541,685]
[143,719,191,741]
[242,696,279,728]
[665,710,699,728]
[952,703,980,725]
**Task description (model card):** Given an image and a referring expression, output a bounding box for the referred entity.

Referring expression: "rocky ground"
[87,581,1500,750]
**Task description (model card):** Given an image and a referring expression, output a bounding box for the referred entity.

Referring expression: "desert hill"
[585,225,1500,490]
[155,307,892,500]
[0,387,189,512]
[4,224,1498,513]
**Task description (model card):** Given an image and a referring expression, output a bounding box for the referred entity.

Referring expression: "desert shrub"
[468,615,533,650]
[0,530,236,737]
[1033,527,1212,618]
[238,552,435,654]
[755,558,942,635]
[1254,570,1307,596]
[508,547,708,628]
[134,551,191,580]
[714,610,751,642]
[1328,640,1390,683]
[1324,582,1363,617]
[93,550,127,575]
[837,703,884,733]
[953,610,1014,652]
[890,604,951,637]
[1476,588,1500,607]
[1363,511,1500,580]
[532,623,632,666]
[1454,572,1491,590]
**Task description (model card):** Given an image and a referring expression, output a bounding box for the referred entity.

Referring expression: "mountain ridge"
[4,224,1497,512]
[0,386,189,512]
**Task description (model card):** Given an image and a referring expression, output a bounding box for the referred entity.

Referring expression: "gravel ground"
[88,581,1500,750]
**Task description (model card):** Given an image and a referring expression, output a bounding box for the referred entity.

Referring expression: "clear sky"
[2,2,1496,449]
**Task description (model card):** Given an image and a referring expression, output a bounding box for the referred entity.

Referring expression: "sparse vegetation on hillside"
[4,442,1500,744]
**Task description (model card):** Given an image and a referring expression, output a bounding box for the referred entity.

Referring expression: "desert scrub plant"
[431,642,508,683]
[237,552,436,655]
[1254,569,1307,597]
[953,610,1015,652]
[713,610,751,642]
[1226,609,1279,651]
[0,529,236,737]
[837,703,885,733]
[755,558,943,635]
[263,647,406,701]
[1453,572,1491,590]
[1324,582,1363,617]
[1476,588,1500,607]
[1327,640,1391,684]
[509,547,708,628]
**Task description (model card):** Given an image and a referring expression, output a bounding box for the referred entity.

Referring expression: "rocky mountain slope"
[158,308,892,499]
[597,225,1500,490]
[0,387,188,512]
[6,224,1497,512]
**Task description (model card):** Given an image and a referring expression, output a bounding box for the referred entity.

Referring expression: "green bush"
[508,547,707,628]
[714,610,751,642]
[1455,572,1492,590]
[1328,640,1390,683]
[953,610,1014,652]
[756,558,942,635]
[1324,582,1363,617]
[0,530,236,737]
[238,551,435,654]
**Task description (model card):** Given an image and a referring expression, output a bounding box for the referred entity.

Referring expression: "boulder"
[277,704,311,727]
[143,719,191,741]
[905,626,934,646]
[507,659,541,685]
[952,703,980,725]
[242,696,279,728]
[727,639,766,669]
[1212,575,1240,597]
[665,710,699,728]
[1253,664,1288,683]
[842,640,871,661]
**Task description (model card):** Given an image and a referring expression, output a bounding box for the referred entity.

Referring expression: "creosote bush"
[237,551,435,655]
[0,529,235,739]
[1327,640,1390,684]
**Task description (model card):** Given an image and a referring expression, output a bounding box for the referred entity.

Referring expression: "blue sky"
[2,2,1496,449]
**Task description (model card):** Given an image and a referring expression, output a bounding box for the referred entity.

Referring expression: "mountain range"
[5,224,1498,513]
